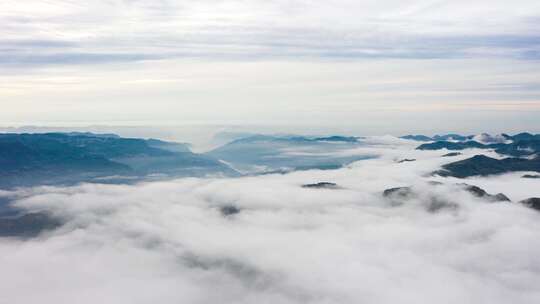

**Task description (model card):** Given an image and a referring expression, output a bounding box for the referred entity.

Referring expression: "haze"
[1,0,540,132]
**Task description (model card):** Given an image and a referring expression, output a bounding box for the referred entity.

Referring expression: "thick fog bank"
[1,137,539,304]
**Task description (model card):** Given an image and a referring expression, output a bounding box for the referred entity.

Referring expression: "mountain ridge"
[0,132,237,189]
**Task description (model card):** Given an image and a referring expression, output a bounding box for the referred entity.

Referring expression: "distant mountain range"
[1,131,539,188]
[205,134,371,173]
[2,131,539,239]
[414,133,540,157]
[0,132,237,189]
[403,132,540,177]
[417,140,540,157]
[0,133,373,189]
[402,132,540,143]
[401,134,474,142]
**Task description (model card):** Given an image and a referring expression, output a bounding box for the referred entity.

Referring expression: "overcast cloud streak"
[2,0,540,66]
[1,0,539,131]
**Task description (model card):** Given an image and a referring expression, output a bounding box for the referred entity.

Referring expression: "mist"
[1,137,539,304]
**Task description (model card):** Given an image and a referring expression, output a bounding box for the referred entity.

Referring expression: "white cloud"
[1,0,539,131]
[1,139,540,303]
[1,0,540,65]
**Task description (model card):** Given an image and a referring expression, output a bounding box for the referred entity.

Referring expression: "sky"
[1,0,540,134]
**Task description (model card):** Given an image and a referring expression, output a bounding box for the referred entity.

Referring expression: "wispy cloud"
[2,1,540,67]
[1,1,539,128]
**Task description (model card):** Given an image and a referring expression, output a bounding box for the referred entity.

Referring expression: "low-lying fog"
[1,136,539,304]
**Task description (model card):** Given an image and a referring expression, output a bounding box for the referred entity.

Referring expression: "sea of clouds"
[1,136,539,304]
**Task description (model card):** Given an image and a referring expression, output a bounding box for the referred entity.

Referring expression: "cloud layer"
[2,1,540,129]
[2,0,540,66]
[1,137,539,303]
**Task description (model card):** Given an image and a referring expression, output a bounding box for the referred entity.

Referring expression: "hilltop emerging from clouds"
[1,131,539,189]
[1,129,540,304]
